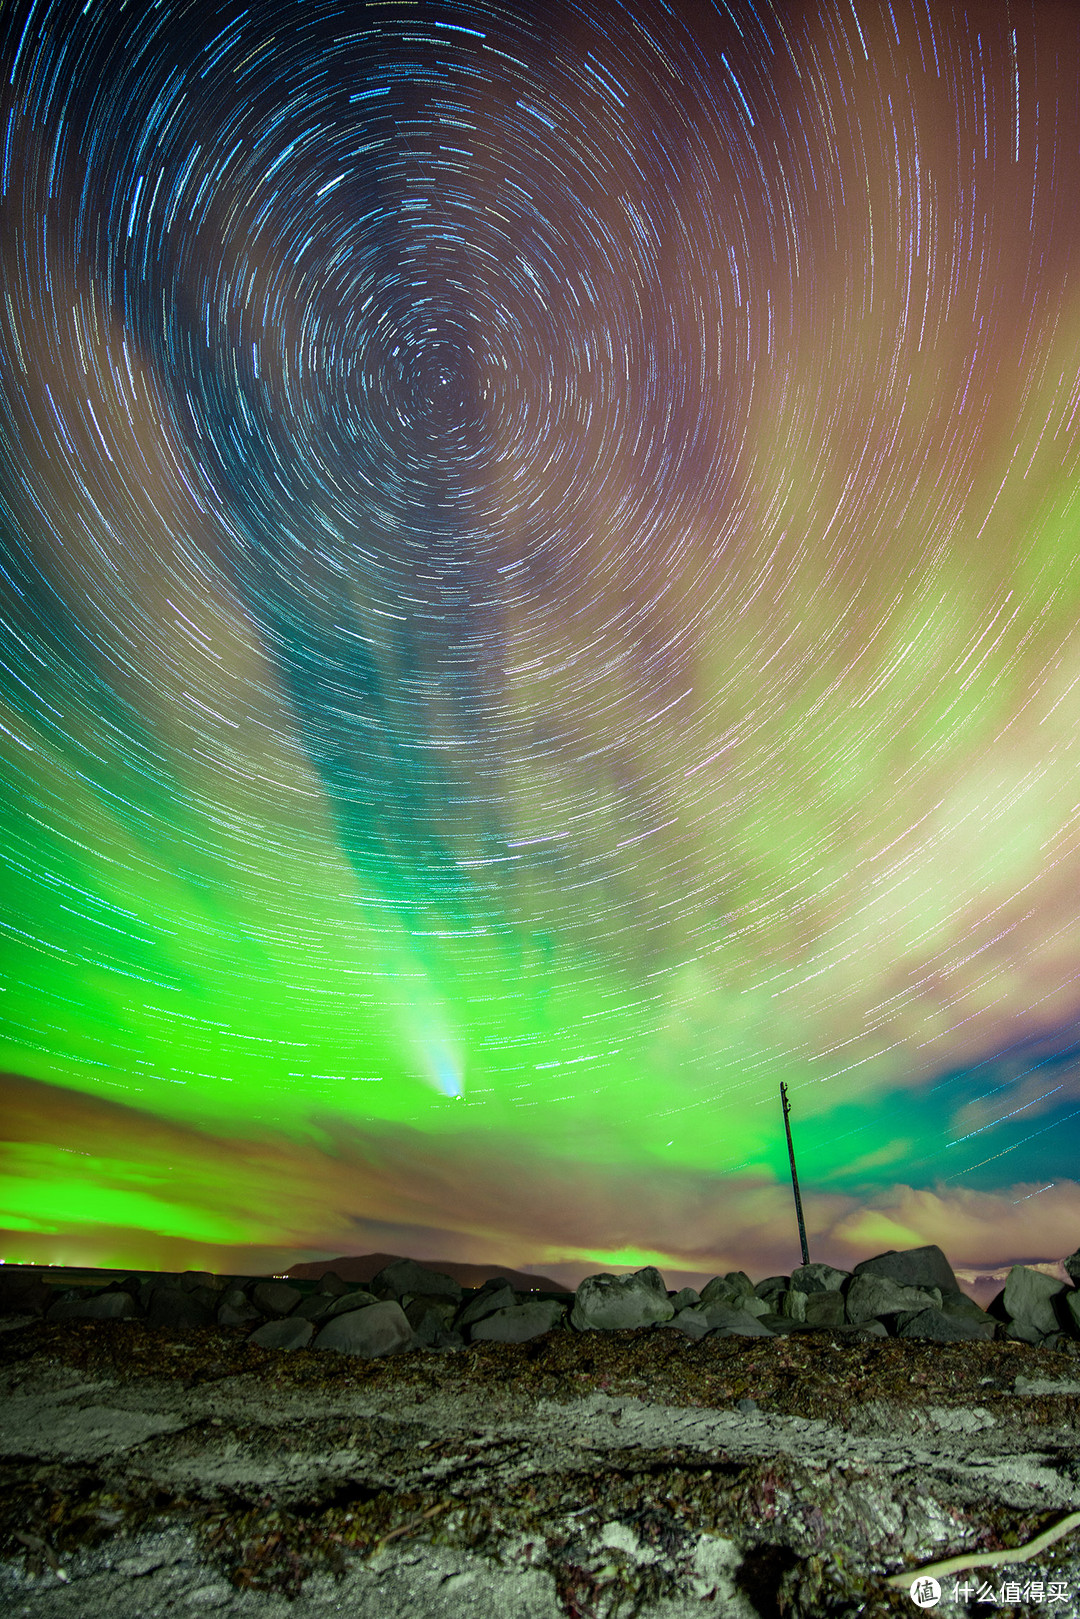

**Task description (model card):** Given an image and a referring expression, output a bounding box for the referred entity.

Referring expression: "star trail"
[2,0,1080,1281]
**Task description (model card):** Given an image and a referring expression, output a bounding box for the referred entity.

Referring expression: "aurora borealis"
[2,0,1080,1285]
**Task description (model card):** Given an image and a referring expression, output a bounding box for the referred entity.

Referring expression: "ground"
[2,1316,1080,1617]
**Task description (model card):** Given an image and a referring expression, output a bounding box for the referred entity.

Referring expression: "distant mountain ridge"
[284,1252,568,1292]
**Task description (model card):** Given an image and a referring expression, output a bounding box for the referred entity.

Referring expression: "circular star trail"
[2,0,1080,1274]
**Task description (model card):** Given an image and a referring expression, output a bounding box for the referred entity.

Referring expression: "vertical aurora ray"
[2,0,1080,1278]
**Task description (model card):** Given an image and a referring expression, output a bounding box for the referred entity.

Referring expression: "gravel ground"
[3,1317,1080,1618]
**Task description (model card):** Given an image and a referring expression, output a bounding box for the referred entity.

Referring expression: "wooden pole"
[780,1082,810,1267]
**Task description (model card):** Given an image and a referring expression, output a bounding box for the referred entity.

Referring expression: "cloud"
[2,1071,1076,1287]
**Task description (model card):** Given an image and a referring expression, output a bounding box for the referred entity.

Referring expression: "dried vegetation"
[3,1318,1080,1616]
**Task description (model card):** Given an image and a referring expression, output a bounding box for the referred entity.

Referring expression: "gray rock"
[186,1285,221,1313]
[404,1293,458,1328]
[217,1300,262,1327]
[316,1271,352,1296]
[1063,1249,1080,1287]
[670,1287,700,1310]
[702,1304,774,1337]
[778,1289,807,1321]
[851,1244,959,1296]
[179,1271,221,1293]
[470,1300,566,1343]
[756,1313,800,1334]
[370,1259,463,1302]
[753,1276,790,1301]
[897,1307,994,1342]
[736,1398,759,1414]
[322,1289,380,1318]
[405,1295,459,1346]
[289,1292,340,1322]
[0,1274,51,1316]
[1002,1266,1066,1339]
[571,1270,675,1331]
[146,1287,216,1329]
[1063,1292,1080,1335]
[790,1262,850,1294]
[250,1281,303,1317]
[662,1306,714,1340]
[411,1308,465,1348]
[48,1290,138,1321]
[110,1274,147,1299]
[313,1300,416,1357]
[700,1272,755,1307]
[248,1317,314,1351]
[940,1294,997,1332]
[456,1284,517,1331]
[806,1319,888,1339]
[803,1290,846,1328]
[138,1275,178,1311]
[844,1274,941,1325]
[742,1294,771,1318]
[217,1286,261,1325]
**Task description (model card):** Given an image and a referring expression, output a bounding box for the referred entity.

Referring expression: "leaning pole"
[779,1081,810,1268]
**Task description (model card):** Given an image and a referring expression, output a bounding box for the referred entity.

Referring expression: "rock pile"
[6,1244,1080,1361]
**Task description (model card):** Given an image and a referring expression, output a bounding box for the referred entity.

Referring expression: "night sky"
[2,0,1079,1285]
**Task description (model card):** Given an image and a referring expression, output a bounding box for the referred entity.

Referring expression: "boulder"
[940,1294,997,1333]
[571,1270,674,1331]
[321,1288,381,1318]
[702,1304,774,1337]
[851,1245,959,1296]
[403,1293,458,1328]
[370,1260,462,1303]
[1063,1292,1080,1336]
[0,1274,51,1316]
[314,1271,351,1296]
[663,1307,714,1340]
[404,1295,459,1346]
[179,1271,222,1293]
[777,1289,807,1322]
[1063,1249,1080,1287]
[139,1276,178,1312]
[803,1290,846,1329]
[755,1313,797,1334]
[700,1272,755,1308]
[896,1307,994,1342]
[753,1276,790,1302]
[146,1288,216,1330]
[739,1294,770,1318]
[844,1274,941,1325]
[470,1300,566,1344]
[250,1281,304,1317]
[289,1292,340,1322]
[456,1284,517,1331]
[184,1285,221,1313]
[48,1290,138,1321]
[790,1263,849,1294]
[670,1287,700,1310]
[412,1310,465,1349]
[1002,1266,1066,1340]
[313,1301,416,1357]
[109,1274,148,1299]
[248,1317,314,1351]
[217,1286,261,1325]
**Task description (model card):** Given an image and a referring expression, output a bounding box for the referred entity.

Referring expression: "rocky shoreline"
[5,1241,1079,1355]
[2,1244,1080,1617]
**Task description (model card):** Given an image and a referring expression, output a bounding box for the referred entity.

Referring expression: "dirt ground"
[2,1315,1080,1618]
